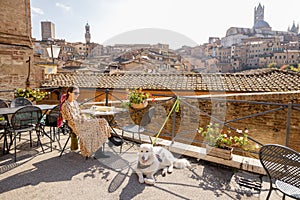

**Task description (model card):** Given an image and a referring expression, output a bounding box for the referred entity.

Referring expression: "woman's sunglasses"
[73,92,80,95]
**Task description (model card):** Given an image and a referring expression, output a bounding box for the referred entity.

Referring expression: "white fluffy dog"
[135,143,191,185]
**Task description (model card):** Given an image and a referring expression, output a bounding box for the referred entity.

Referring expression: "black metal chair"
[41,105,62,150]
[259,144,300,199]
[11,97,33,107]
[0,99,10,154]
[120,106,155,152]
[8,105,44,161]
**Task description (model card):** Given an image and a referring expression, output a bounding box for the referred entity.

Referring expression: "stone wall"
[113,91,300,153]
[0,0,44,100]
[43,88,300,152]
[192,92,300,150]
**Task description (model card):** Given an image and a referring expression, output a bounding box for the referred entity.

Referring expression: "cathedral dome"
[253,20,270,29]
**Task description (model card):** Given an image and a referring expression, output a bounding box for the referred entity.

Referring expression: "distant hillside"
[103,28,198,50]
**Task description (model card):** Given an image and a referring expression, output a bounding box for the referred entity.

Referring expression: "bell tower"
[254,3,264,25]
[85,22,91,44]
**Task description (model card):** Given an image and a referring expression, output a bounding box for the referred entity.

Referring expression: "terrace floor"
[0,131,294,200]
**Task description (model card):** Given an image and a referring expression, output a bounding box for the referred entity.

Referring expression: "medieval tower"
[254,3,264,25]
[85,23,91,44]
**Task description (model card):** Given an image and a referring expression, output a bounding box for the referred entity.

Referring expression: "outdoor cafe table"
[0,104,57,115]
[0,104,57,154]
[81,106,127,136]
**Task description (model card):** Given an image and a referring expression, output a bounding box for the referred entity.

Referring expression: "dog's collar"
[137,162,152,169]
[137,154,162,169]
[156,154,162,162]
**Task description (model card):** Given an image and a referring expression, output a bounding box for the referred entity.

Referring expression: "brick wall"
[112,91,300,152]
[0,0,44,100]
[44,87,300,152]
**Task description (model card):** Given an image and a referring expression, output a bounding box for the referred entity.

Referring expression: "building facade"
[41,21,55,41]
[0,0,44,99]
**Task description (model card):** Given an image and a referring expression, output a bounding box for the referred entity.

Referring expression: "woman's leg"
[79,139,90,157]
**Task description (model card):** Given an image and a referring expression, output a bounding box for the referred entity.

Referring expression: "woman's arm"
[61,102,79,134]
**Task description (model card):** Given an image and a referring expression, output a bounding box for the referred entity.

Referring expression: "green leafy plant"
[126,88,151,106]
[15,88,49,101]
[198,123,249,150]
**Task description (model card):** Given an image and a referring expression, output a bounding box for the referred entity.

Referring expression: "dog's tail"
[173,158,191,169]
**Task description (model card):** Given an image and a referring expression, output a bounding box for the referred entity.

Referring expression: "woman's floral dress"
[61,100,111,157]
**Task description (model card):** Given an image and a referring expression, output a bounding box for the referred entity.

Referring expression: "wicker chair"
[259,144,300,199]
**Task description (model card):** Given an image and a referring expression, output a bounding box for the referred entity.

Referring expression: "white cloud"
[31,7,44,15]
[55,3,71,11]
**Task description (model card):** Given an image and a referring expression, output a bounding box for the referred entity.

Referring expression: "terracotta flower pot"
[131,100,148,109]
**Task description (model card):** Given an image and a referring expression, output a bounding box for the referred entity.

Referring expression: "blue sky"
[31,0,300,49]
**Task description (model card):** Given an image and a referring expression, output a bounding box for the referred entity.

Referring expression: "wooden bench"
[259,144,300,199]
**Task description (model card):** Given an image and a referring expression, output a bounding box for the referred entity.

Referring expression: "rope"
[152,97,180,146]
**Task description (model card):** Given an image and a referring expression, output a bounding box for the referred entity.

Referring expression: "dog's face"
[138,144,155,165]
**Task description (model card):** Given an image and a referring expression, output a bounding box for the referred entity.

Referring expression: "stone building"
[222,3,298,47]
[41,21,55,41]
[0,0,44,99]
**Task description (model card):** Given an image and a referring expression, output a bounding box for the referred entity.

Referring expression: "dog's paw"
[144,178,155,185]
[162,168,167,177]
[167,166,173,173]
[138,177,145,184]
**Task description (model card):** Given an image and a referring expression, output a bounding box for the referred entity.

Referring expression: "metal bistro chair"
[259,144,300,199]
[40,105,63,151]
[120,106,155,152]
[11,97,33,107]
[0,99,10,154]
[8,105,44,161]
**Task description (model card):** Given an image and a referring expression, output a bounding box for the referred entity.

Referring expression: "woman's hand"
[80,113,87,121]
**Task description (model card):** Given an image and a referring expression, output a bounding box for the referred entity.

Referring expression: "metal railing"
[1,88,299,156]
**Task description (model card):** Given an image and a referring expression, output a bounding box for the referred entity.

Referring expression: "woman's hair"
[65,85,79,100]
[57,86,79,127]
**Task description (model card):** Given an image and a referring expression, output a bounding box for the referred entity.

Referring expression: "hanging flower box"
[206,145,233,160]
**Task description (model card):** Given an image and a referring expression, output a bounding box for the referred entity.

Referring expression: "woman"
[61,86,111,158]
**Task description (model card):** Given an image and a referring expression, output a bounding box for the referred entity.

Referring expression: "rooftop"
[42,69,300,92]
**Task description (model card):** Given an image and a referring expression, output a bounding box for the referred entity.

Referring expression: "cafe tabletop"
[0,104,57,115]
[81,107,127,116]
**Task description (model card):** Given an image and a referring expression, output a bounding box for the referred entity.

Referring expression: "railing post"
[171,104,176,144]
[286,102,292,147]
[105,89,109,106]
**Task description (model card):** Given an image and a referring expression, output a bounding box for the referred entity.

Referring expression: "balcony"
[0,88,299,199]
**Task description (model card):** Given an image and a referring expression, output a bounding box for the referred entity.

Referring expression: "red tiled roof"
[42,69,300,92]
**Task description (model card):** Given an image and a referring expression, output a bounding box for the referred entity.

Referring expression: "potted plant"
[126,88,151,109]
[198,123,249,160]
[15,88,49,102]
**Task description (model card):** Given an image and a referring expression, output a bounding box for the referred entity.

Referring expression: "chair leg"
[266,182,273,200]
[55,128,62,150]
[49,128,52,152]
[59,134,71,157]
[29,131,32,147]
[120,130,124,153]
[14,132,17,162]
[36,130,45,153]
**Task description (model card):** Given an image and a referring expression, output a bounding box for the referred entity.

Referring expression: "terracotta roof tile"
[42,69,300,92]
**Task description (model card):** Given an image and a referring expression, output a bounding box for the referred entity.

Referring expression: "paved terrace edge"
[119,130,266,175]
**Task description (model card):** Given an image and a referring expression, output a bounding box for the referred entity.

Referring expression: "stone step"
[117,129,266,175]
